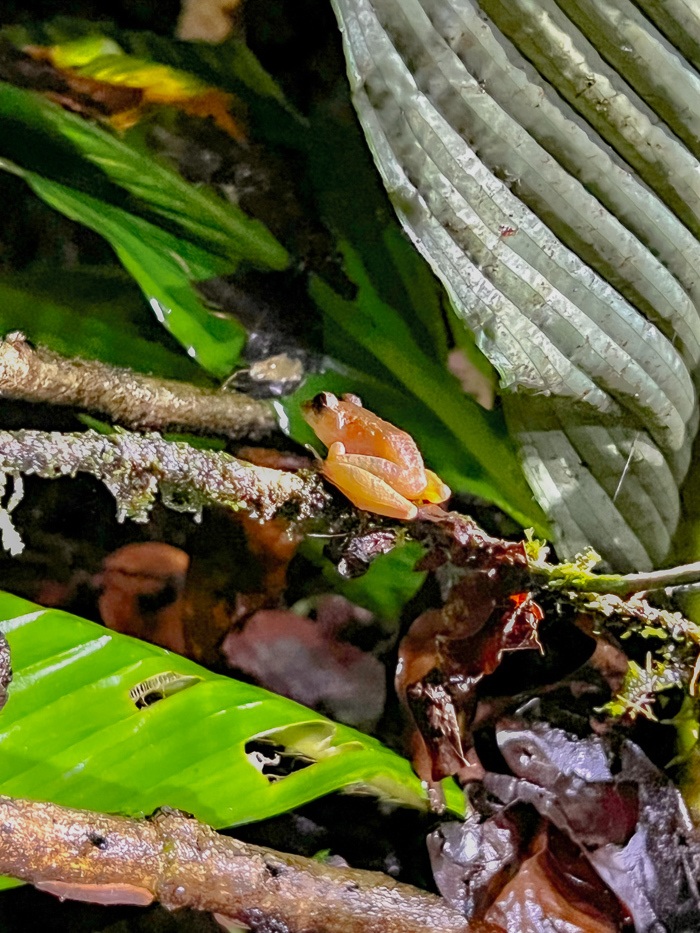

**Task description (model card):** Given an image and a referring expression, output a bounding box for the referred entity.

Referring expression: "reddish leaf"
[397,570,543,786]
[484,826,624,933]
[221,606,386,729]
[482,720,700,932]
[427,808,523,918]
[430,803,629,931]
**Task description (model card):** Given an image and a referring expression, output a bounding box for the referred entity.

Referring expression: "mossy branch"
[0,428,329,552]
[526,541,700,597]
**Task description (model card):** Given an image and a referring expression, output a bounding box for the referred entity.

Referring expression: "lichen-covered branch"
[0,333,276,439]
[0,796,471,933]
[0,429,329,551]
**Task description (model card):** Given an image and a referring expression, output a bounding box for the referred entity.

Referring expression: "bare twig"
[0,429,329,529]
[0,333,277,439]
[0,796,471,933]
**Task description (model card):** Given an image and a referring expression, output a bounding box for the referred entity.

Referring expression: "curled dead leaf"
[97,542,190,654]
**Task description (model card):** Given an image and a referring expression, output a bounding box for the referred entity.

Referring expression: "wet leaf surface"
[431,718,700,932]
[396,512,545,787]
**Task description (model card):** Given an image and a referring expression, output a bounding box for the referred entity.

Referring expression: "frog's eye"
[306,391,339,415]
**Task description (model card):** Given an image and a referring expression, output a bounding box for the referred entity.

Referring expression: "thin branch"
[0,796,471,933]
[5,335,698,601]
[534,559,700,597]
[569,561,700,596]
[0,429,329,533]
[5,416,698,601]
[0,333,277,439]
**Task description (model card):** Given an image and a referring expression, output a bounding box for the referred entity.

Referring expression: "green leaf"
[308,105,448,361]
[4,18,291,107]
[0,80,289,270]
[380,226,449,363]
[69,52,217,97]
[76,414,118,435]
[44,34,125,66]
[0,591,465,840]
[300,537,427,623]
[0,267,207,382]
[0,160,247,378]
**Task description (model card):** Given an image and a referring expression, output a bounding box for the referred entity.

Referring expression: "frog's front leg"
[322,442,418,520]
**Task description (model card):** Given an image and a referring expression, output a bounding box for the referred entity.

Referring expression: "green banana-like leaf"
[0,591,464,837]
[0,80,289,271]
[0,159,246,378]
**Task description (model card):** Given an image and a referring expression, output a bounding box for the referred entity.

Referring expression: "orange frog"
[302,392,450,520]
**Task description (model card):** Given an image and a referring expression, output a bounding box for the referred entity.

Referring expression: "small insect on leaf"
[129,672,202,709]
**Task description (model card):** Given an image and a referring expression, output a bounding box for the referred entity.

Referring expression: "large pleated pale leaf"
[330,0,700,570]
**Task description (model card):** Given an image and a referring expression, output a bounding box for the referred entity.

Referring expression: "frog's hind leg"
[326,444,426,500]
[322,446,418,519]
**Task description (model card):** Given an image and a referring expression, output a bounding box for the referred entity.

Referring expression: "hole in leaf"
[129,672,202,709]
[245,722,349,783]
[245,739,314,783]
